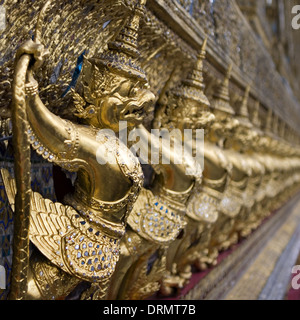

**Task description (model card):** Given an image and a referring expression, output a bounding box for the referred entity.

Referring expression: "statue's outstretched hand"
[15,39,50,72]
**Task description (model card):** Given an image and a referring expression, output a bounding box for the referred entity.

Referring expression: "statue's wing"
[0,168,120,282]
[30,193,74,267]
[1,168,73,272]
[1,168,16,210]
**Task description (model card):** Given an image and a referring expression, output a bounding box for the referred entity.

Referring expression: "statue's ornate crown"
[211,64,235,115]
[236,85,253,129]
[172,37,210,109]
[93,0,148,83]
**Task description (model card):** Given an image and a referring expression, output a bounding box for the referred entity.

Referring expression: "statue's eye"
[130,87,138,97]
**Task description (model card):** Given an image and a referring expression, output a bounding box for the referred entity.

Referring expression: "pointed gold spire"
[173,37,210,108]
[236,85,252,128]
[211,63,235,115]
[279,120,285,139]
[183,37,208,92]
[238,85,250,118]
[265,108,273,133]
[252,100,261,128]
[273,113,279,135]
[215,64,232,101]
[94,0,148,82]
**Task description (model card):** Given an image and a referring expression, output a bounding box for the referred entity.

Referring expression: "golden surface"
[0,0,300,300]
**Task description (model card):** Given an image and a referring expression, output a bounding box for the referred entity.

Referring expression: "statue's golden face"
[179,99,200,130]
[232,125,257,149]
[79,61,155,132]
[209,110,239,142]
[168,97,214,133]
[93,77,155,132]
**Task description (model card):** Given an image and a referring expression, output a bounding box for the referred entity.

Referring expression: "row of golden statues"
[2,0,300,300]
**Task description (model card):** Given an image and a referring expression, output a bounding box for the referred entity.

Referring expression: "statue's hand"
[16,39,49,72]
